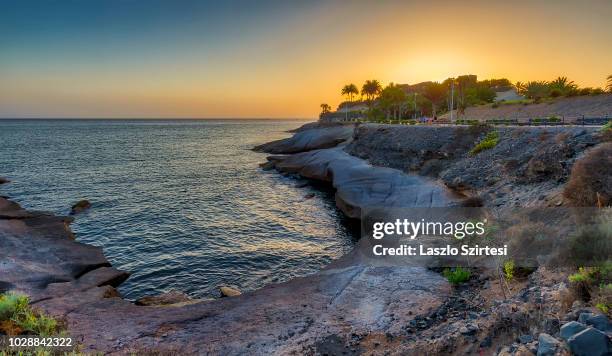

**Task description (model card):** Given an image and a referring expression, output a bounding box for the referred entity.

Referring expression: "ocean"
[0,119,357,300]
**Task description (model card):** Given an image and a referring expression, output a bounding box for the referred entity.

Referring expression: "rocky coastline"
[1,121,610,355]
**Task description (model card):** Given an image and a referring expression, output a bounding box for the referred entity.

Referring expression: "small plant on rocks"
[469,131,499,156]
[443,267,471,285]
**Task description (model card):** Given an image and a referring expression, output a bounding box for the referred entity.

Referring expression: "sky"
[0,0,611,119]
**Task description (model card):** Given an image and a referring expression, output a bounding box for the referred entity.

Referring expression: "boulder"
[560,321,587,341]
[0,177,9,184]
[70,199,91,214]
[578,312,595,323]
[584,314,610,332]
[537,333,559,356]
[135,290,194,306]
[567,327,610,356]
[219,286,241,297]
[259,161,275,171]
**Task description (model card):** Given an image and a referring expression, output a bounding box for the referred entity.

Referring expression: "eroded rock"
[135,291,194,306]
[254,125,354,154]
[70,199,91,215]
[219,286,241,297]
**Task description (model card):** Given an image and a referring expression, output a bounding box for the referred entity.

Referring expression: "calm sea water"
[0,119,357,300]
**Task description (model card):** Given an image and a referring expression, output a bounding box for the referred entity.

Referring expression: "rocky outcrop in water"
[267,146,457,218]
[253,124,354,153]
[70,199,91,215]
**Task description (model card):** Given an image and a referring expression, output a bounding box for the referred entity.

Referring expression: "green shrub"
[0,293,61,337]
[601,121,611,133]
[469,131,499,156]
[596,302,609,314]
[569,267,597,283]
[443,267,471,284]
[504,260,515,280]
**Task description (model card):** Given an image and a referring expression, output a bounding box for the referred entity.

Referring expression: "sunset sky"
[1,0,611,118]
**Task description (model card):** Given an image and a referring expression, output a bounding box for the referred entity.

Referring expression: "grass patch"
[443,267,471,285]
[469,130,499,156]
[499,99,534,106]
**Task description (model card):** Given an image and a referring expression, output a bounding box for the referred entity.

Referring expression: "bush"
[564,143,612,206]
[469,131,500,156]
[443,267,471,284]
[504,260,515,280]
[0,293,61,337]
[568,263,611,307]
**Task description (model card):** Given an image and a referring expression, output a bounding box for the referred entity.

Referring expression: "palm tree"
[549,76,577,96]
[361,80,382,103]
[320,103,331,114]
[607,75,612,92]
[422,82,447,119]
[523,81,550,101]
[515,81,525,96]
[341,84,359,102]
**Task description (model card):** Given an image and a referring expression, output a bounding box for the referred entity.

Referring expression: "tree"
[320,103,331,114]
[455,75,478,117]
[523,81,550,101]
[607,75,612,92]
[549,76,577,96]
[361,80,382,103]
[421,82,447,119]
[465,85,496,104]
[377,83,406,121]
[341,84,359,102]
[515,81,526,96]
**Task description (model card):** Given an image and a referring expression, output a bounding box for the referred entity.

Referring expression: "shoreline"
[1,121,609,354]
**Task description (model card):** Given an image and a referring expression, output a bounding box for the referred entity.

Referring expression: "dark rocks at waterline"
[253,125,354,154]
[135,290,195,306]
[0,177,9,184]
[219,286,241,297]
[567,327,611,356]
[70,199,91,214]
[259,161,275,171]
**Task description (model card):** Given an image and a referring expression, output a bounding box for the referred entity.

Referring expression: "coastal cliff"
[1,121,610,355]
